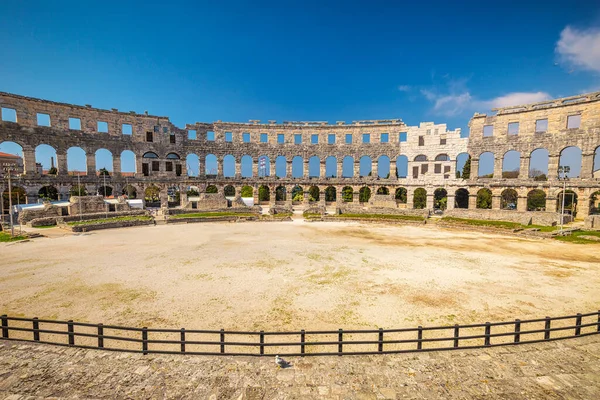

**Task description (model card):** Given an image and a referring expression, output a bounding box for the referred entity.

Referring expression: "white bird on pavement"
[275,355,290,368]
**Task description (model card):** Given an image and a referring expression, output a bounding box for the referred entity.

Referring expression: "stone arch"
[67,147,87,175]
[144,185,161,204]
[0,141,25,174]
[342,156,354,178]
[377,155,390,178]
[558,146,582,178]
[275,156,287,178]
[325,186,336,202]
[258,185,270,202]
[291,185,303,202]
[122,184,137,199]
[413,188,427,209]
[95,148,113,175]
[308,186,319,202]
[434,188,448,210]
[435,153,450,161]
[395,187,407,203]
[325,156,337,178]
[396,155,408,178]
[376,186,389,195]
[98,185,113,197]
[589,190,600,215]
[455,188,469,208]
[476,188,492,209]
[224,185,235,196]
[359,156,372,177]
[456,153,470,179]
[342,186,353,202]
[478,152,494,177]
[36,144,58,175]
[166,152,180,160]
[186,154,200,177]
[529,148,549,180]
[205,185,218,194]
[205,154,218,176]
[309,156,320,178]
[69,183,87,197]
[359,186,371,203]
[527,189,546,211]
[38,185,58,201]
[557,189,578,217]
[292,156,304,178]
[502,150,520,179]
[275,185,286,201]
[241,185,253,198]
[223,155,235,178]
[594,145,600,179]
[258,155,270,177]
[120,150,136,174]
[240,155,253,178]
[2,186,27,210]
[501,189,518,210]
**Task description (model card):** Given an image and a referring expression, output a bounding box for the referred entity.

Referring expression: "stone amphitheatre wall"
[1,90,599,221]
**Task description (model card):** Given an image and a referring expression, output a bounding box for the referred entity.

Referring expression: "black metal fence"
[1,311,599,357]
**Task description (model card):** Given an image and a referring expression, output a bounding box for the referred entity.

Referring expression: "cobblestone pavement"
[1,336,600,399]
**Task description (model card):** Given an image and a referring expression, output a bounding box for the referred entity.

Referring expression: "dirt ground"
[1,221,599,332]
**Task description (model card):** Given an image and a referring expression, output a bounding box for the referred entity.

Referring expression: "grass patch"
[170,212,256,219]
[334,213,424,221]
[0,232,27,242]
[442,217,523,229]
[554,230,600,244]
[67,216,152,226]
[303,212,322,218]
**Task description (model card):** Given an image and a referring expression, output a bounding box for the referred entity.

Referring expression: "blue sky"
[1,0,599,177]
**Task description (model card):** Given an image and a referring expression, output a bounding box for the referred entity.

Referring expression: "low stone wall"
[584,215,600,230]
[69,218,154,232]
[444,209,559,226]
[320,216,426,226]
[167,207,260,216]
[28,210,149,227]
[69,196,108,215]
[368,194,397,208]
[269,205,293,215]
[303,205,326,215]
[337,205,429,218]
[19,204,63,224]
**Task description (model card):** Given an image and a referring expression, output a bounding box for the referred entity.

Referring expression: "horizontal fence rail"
[1,311,599,357]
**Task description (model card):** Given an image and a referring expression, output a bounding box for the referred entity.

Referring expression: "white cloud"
[476,92,551,109]
[556,26,600,73]
[397,85,411,92]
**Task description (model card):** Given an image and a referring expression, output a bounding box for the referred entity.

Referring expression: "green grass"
[303,213,322,218]
[554,230,600,244]
[442,217,562,231]
[170,212,256,219]
[0,232,27,242]
[333,213,425,221]
[528,225,559,232]
[265,213,293,218]
[67,216,152,226]
[32,225,58,229]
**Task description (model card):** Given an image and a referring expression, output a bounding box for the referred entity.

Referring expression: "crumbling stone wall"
[18,203,63,224]
[69,196,108,215]
[444,209,559,226]
[584,215,600,230]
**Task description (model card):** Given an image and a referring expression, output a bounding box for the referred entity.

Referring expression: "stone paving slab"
[1,336,600,399]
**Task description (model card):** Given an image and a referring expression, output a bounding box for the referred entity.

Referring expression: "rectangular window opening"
[483,125,493,137]
[535,119,548,133]
[69,118,81,130]
[97,121,108,133]
[152,161,160,171]
[399,132,407,142]
[188,130,197,140]
[170,134,176,144]
[166,162,173,172]
[311,134,318,144]
[146,131,153,142]
[440,137,447,145]
[163,127,168,134]
[37,113,51,127]
[362,134,370,144]
[243,133,251,143]
[345,134,352,144]
[260,133,268,143]
[122,123,132,135]
[421,164,428,174]
[1,107,17,122]
[225,132,233,142]
[508,122,519,135]
[567,114,581,129]
[277,134,284,144]
[434,164,442,174]
[328,134,335,144]
[294,134,302,145]
[418,136,424,146]
[380,133,389,143]
[206,131,215,141]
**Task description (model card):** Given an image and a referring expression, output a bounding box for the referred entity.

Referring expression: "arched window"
[414,155,427,162]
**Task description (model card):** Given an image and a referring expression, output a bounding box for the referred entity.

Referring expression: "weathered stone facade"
[1,90,599,222]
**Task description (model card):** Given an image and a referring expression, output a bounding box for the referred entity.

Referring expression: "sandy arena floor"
[1,221,599,331]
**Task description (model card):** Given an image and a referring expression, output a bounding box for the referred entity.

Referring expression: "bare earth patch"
[1,221,599,331]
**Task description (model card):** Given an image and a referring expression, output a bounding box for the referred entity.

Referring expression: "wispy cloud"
[555,26,600,73]
[397,85,411,92]
[477,92,551,109]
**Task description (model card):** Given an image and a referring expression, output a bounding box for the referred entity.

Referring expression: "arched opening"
[395,187,407,203]
[70,184,87,197]
[342,156,354,178]
[167,185,180,206]
[435,154,450,161]
[142,152,159,177]
[258,156,270,177]
[557,189,578,217]
[186,154,200,177]
[456,153,470,179]
[529,148,549,180]
[38,186,58,201]
[292,156,304,178]
[558,146,582,178]
[376,187,389,195]
[502,150,520,179]
[359,156,372,177]
[527,189,546,211]
[36,144,58,175]
[67,147,87,175]
[275,156,287,178]
[258,185,270,203]
[241,155,253,178]
[325,186,336,202]
[501,189,518,210]
[144,185,160,206]
[342,186,353,202]
[223,155,235,178]
[275,185,286,201]
[396,155,408,178]
[325,156,337,178]
[2,186,26,210]
[594,146,600,179]
[0,141,25,175]
[120,150,136,174]
[309,156,320,178]
[98,185,113,197]
[94,148,113,176]
[122,184,137,199]
[224,185,235,197]
[476,188,492,209]
[455,188,469,208]
[478,152,494,178]
[434,188,448,210]
[167,153,181,177]
[359,186,371,203]
[187,186,200,198]
[413,188,427,209]
[308,186,319,202]
[205,185,218,194]
[291,185,303,203]
[205,154,218,176]
[589,190,600,215]
[377,155,390,178]
[241,185,253,198]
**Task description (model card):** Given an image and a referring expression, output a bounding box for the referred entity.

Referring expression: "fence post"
[544,317,551,340]
[260,331,264,355]
[417,326,423,350]
[514,319,521,343]
[220,329,225,354]
[68,320,74,346]
[338,329,343,355]
[1,315,8,339]
[180,328,185,353]
[575,313,582,336]
[378,328,383,352]
[453,324,459,348]
[484,322,491,346]
[98,324,104,348]
[300,330,305,356]
[33,318,40,342]
[142,327,148,355]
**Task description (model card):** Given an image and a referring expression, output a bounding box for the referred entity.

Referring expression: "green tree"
[476,189,492,209]
[144,186,160,202]
[48,167,57,175]
[98,167,110,176]
[461,156,471,179]
[205,185,218,194]
[2,187,27,210]
[69,185,88,197]
[342,187,353,202]
[38,185,58,201]
[413,188,427,209]
[187,188,200,196]
[325,186,336,202]
[275,186,286,201]
[241,186,253,197]
[527,190,546,211]
[395,188,407,203]
[259,186,270,201]
[359,187,371,203]
[308,186,319,202]
[223,186,235,196]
